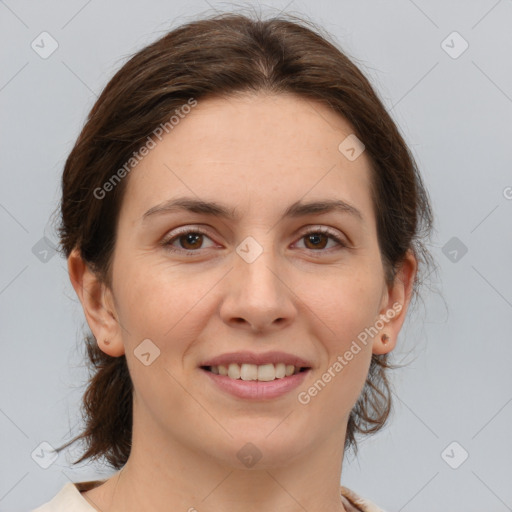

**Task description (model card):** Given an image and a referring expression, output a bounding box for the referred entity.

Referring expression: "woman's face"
[75,92,415,468]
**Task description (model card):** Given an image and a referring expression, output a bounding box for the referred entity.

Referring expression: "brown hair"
[54,10,434,469]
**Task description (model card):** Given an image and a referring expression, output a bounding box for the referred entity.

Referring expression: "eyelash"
[161,226,348,256]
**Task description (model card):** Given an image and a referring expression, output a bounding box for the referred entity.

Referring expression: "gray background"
[1,0,511,511]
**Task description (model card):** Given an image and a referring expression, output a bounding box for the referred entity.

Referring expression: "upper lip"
[199,351,313,368]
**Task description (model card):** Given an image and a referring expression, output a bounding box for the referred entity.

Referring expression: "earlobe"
[67,248,125,357]
[372,249,417,355]
[372,331,396,355]
[100,336,125,357]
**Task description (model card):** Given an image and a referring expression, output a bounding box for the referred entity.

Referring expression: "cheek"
[115,263,216,415]
[297,277,377,419]
[114,259,219,350]
[299,267,383,343]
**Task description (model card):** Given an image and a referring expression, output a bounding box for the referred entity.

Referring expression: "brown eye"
[296,228,347,252]
[178,232,204,250]
[163,228,216,254]
[303,233,329,250]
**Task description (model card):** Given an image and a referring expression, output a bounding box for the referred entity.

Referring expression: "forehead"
[119,92,375,226]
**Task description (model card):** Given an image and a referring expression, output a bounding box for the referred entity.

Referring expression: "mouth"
[198,351,313,400]
[199,357,312,400]
[200,363,310,382]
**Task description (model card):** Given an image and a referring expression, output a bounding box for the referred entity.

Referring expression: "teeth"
[228,363,240,379]
[275,363,286,379]
[241,363,258,381]
[208,363,304,381]
[257,363,275,382]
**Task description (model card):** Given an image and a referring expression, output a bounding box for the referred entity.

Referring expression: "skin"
[68,92,417,512]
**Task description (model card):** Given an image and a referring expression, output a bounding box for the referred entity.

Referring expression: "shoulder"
[30,481,105,512]
[340,485,389,512]
[32,481,385,512]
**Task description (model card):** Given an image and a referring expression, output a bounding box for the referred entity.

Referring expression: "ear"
[372,249,417,355]
[67,248,125,357]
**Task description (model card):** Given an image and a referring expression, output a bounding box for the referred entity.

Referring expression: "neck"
[84,407,351,512]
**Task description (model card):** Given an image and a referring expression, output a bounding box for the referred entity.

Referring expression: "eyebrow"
[141,197,364,223]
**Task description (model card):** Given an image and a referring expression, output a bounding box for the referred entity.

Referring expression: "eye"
[295,227,347,251]
[162,228,217,255]
[161,226,348,256]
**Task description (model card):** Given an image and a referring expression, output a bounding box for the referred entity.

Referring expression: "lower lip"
[201,368,310,400]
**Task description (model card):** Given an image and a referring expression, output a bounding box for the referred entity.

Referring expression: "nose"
[219,246,297,333]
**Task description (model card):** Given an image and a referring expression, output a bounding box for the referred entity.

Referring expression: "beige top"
[31,480,387,512]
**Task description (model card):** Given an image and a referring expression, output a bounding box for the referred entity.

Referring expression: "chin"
[217,427,309,470]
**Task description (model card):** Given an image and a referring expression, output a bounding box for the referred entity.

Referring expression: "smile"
[200,366,311,400]
[203,363,308,381]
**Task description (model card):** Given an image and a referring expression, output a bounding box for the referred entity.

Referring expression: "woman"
[32,10,433,512]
